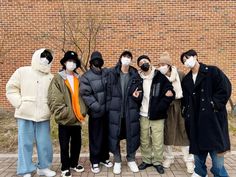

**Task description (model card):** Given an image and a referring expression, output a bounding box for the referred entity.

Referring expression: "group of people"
[6,48,231,177]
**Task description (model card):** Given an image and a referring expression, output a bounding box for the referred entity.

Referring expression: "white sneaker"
[71,164,84,172]
[23,174,31,177]
[127,161,139,173]
[191,172,208,177]
[186,161,195,174]
[61,170,72,177]
[113,162,121,174]
[100,160,113,168]
[163,159,174,168]
[37,168,56,177]
[91,164,100,174]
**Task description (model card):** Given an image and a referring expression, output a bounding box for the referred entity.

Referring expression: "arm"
[48,77,70,121]
[6,69,22,108]
[79,75,101,112]
[211,68,232,111]
[156,76,175,111]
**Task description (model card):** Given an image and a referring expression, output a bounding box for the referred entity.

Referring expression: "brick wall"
[0,0,235,110]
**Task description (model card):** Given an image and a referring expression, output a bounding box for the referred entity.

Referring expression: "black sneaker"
[100,160,113,168]
[61,170,71,177]
[154,165,164,174]
[138,162,153,170]
[71,164,84,172]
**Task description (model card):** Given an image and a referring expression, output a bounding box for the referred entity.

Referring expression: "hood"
[31,48,54,73]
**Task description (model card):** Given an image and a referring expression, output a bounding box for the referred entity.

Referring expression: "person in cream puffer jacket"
[6,48,56,177]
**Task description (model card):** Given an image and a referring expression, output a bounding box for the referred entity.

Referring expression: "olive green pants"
[140,116,164,165]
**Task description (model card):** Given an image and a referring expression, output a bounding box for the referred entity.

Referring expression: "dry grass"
[0,109,235,153]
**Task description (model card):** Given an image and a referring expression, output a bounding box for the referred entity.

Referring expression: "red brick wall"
[0,0,235,110]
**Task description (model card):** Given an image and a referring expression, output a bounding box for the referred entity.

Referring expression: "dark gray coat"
[107,64,143,154]
[181,63,231,154]
[80,67,108,118]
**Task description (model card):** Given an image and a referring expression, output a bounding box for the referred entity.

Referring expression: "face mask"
[39,57,49,66]
[158,65,169,75]
[92,59,104,68]
[140,63,150,72]
[121,57,131,66]
[66,61,76,71]
[184,56,196,68]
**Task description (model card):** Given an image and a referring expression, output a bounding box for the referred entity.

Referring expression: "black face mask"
[140,63,150,71]
[92,59,104,68]
[40,50,53,63]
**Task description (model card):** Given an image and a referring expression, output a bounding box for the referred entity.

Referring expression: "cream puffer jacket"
[6,48,54,122]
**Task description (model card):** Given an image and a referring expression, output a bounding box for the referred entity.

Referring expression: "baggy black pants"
[89,116,110,164]
[58,124,81,171]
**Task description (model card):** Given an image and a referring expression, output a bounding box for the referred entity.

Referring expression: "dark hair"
[119,50,133,60]
[185,49,197,57]
[168,65,172,72]
[180,49,197,64]
[180,52,186,64]
[40,49,53,63]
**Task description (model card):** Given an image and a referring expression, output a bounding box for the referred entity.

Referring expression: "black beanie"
[137,55,151,65]
[90,51,103,61]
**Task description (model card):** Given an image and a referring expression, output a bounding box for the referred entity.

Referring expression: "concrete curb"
[0,151,236,158]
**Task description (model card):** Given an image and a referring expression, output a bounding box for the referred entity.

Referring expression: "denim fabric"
[194,151,228,177]
[17,119,53,175]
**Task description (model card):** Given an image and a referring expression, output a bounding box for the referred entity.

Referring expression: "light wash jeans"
[194,151,228,177]
[17,119,53,176]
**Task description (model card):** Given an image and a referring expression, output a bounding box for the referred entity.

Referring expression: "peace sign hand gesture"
[133,87,142,98]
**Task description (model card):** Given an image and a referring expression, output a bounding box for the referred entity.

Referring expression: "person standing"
[137,55,175,174]
[157,52,194,174]
[6,49,56,177]
[48,51,87,177]
[80,51,113,173]
[106,50,143,174]
[180,49,231,177]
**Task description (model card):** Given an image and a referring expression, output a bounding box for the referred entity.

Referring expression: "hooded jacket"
[6,48,54,122]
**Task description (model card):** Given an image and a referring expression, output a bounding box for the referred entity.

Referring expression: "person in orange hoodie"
[48,51,87,177]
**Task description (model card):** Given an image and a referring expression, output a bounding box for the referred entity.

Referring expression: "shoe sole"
[37,171,56,177]
[100,162,113,168]
[91,167,100,174]
[70,168,84,173]
[113,171,121,175]
[61,174,72,177]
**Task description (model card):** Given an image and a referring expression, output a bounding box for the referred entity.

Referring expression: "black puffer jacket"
[107,64,143,154]
[80,67,108,118]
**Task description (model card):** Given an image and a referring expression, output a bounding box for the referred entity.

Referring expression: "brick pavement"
[0,153,236,177]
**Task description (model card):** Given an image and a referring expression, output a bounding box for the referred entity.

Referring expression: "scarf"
[166,66,183,99]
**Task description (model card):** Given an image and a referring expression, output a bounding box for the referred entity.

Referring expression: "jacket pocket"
[18,99,35,118]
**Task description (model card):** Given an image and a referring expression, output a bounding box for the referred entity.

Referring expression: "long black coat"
[107,64,143,154]
[181,63,231,154]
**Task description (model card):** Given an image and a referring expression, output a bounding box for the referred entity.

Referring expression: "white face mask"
[158,65,169,75]
[39,57,49,66]
[66,61,76,71]
[184,56,196,68]
[121,57,131,66]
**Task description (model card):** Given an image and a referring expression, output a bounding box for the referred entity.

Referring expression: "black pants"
[89,116,109,164]
[113,118,135,162]
[58,124,81,171]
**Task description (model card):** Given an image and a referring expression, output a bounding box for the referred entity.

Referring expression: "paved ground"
[0,153,236,177]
